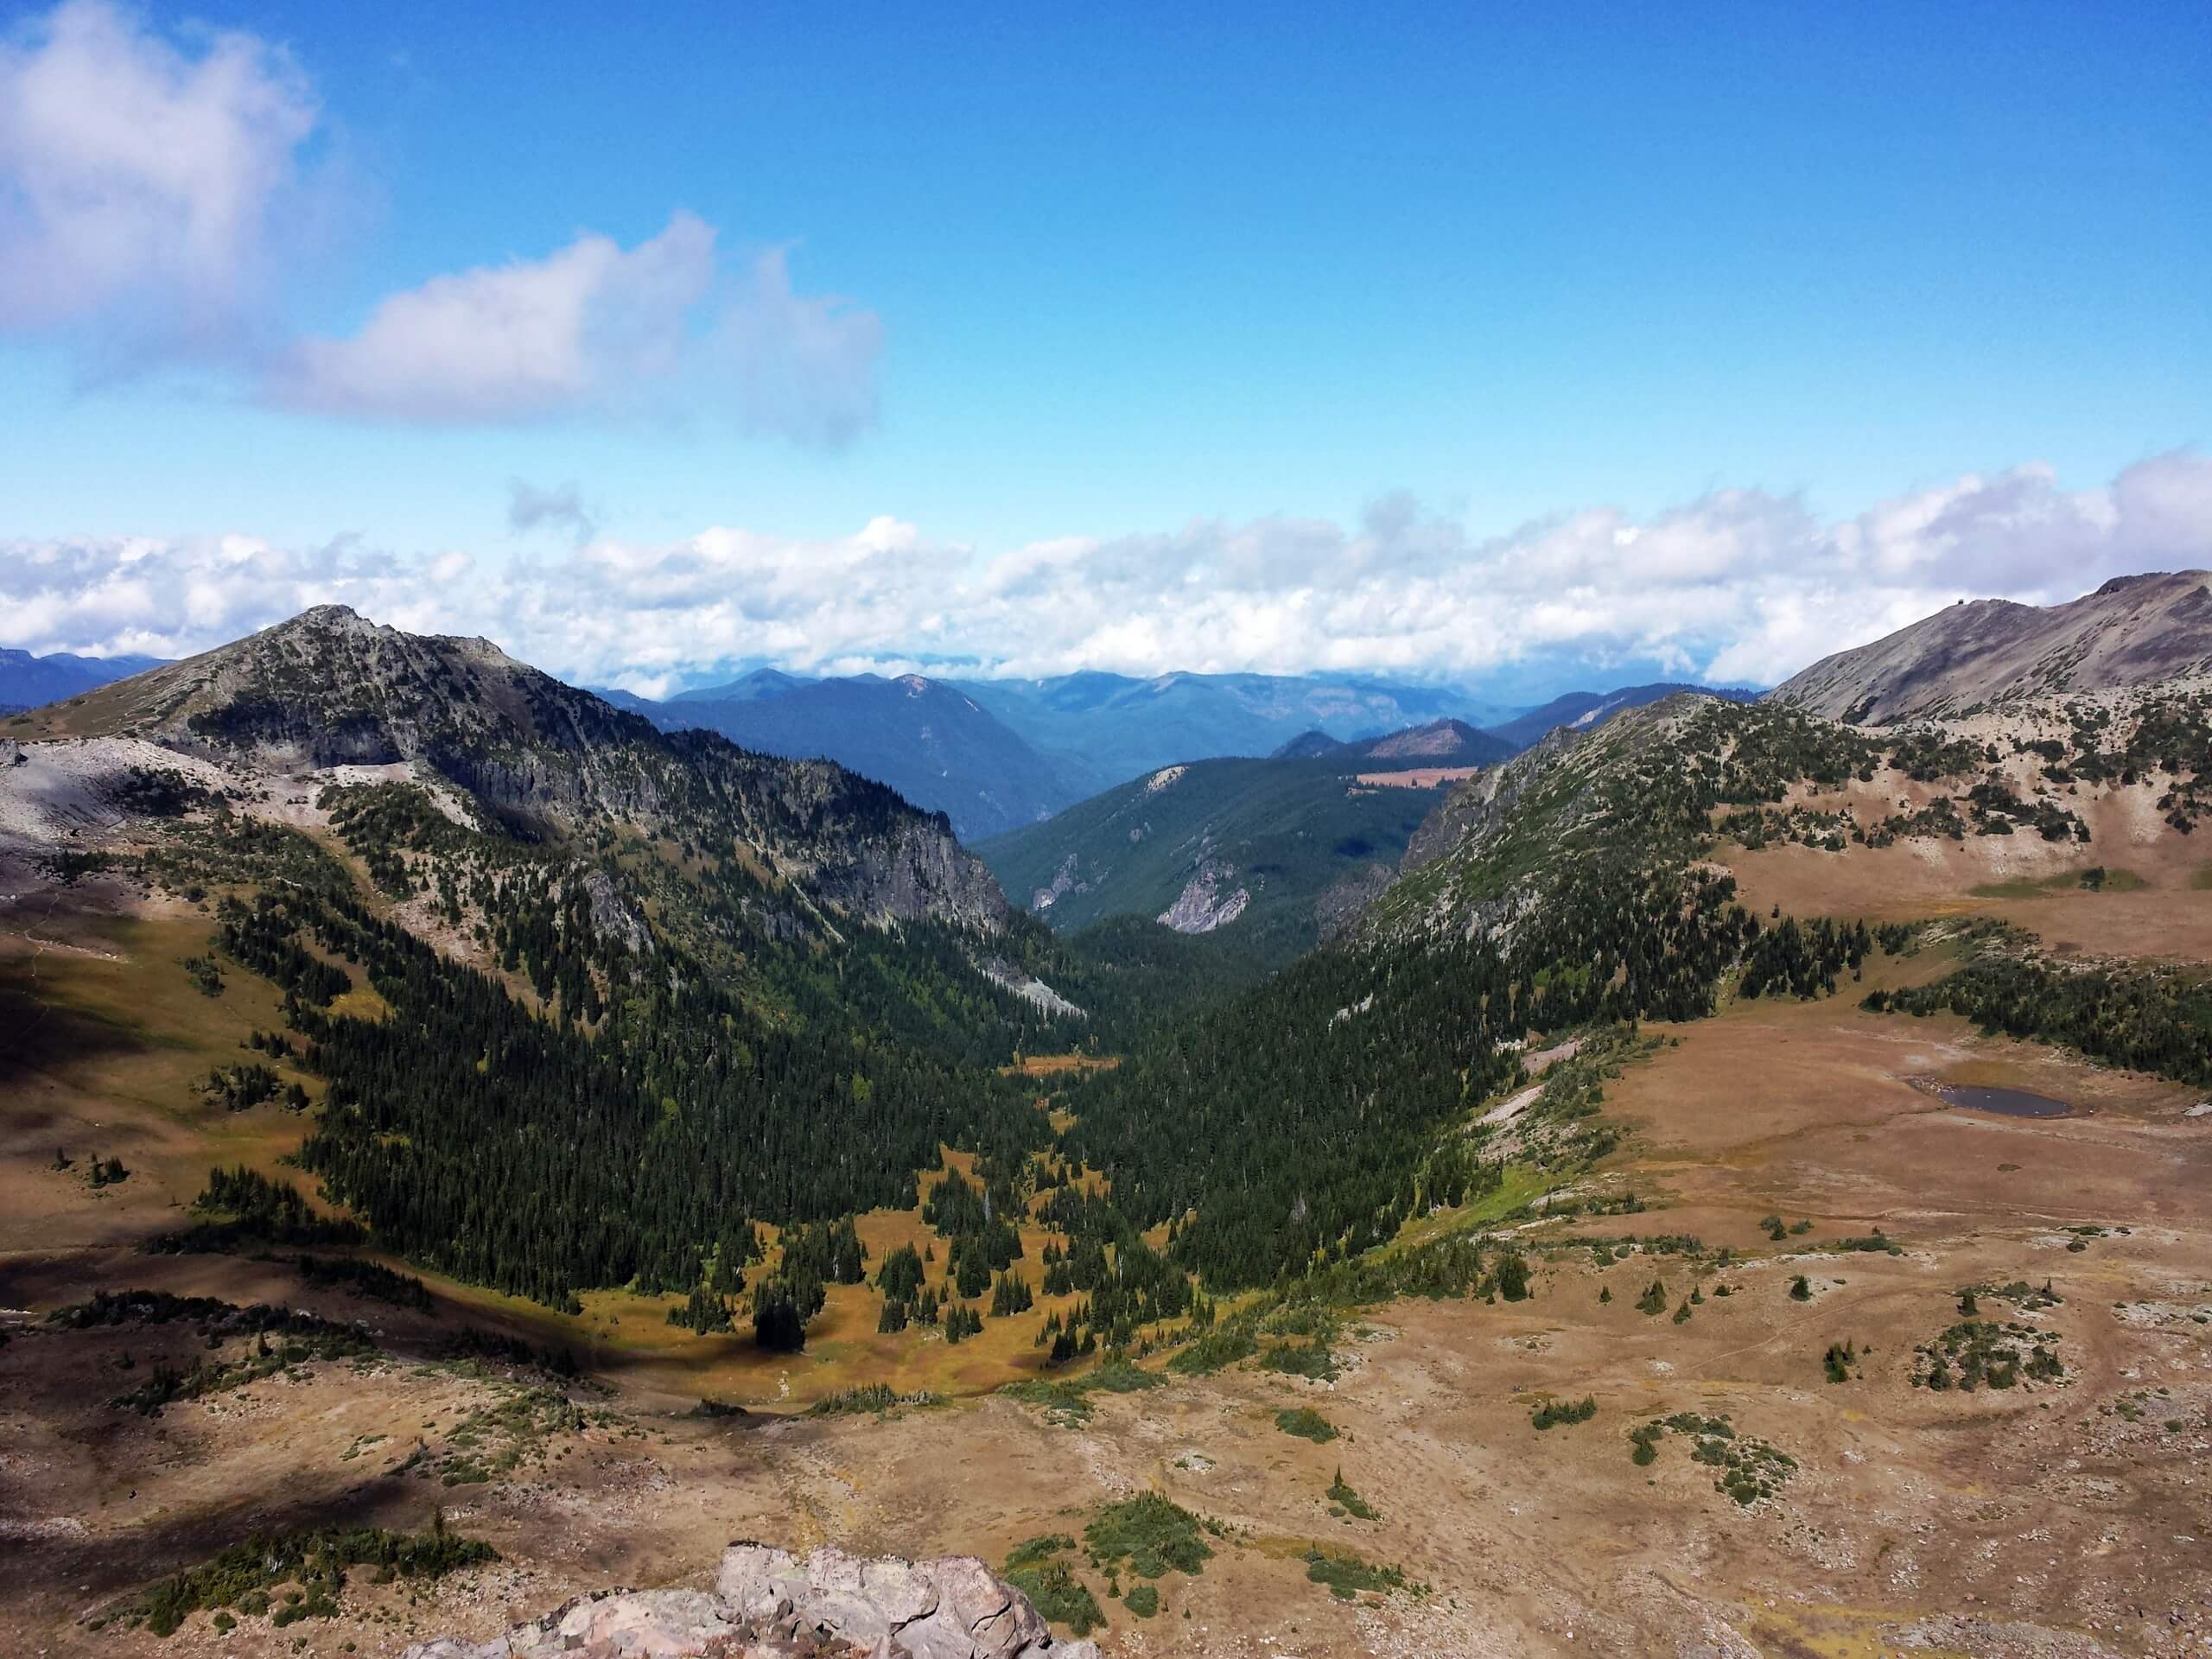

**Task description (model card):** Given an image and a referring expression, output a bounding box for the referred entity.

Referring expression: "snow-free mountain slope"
[953,670,1508,793]
[977,752,1462,970]
[0,647,167,713]
[1770,571,2212,724]
[625,672,1079,841]
[1480,682,1758,751]
[16,603,1011,932]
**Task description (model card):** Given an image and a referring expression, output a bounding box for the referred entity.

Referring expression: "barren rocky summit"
[1770,569,2212,722]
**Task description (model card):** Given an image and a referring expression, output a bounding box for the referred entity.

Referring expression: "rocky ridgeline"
[11,603,1013,936]
[403,1542,1101,1659]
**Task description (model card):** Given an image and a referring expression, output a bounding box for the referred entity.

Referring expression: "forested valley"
[75,684,1981,1370]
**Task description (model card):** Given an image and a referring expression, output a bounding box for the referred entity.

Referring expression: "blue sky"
[2,0,2209,693]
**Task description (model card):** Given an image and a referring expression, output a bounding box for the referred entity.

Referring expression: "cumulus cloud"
[268,214,881,440]
[7,455,2210,694]
[270,214,715,423]
[0,0,324,357]
[0,531,445,662]
[0,4,882,442]
[271,221,882,439]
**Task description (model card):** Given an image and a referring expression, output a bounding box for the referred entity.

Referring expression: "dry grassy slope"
[1770,569,2212,723]
[0,907,322,1257]
[1722,681,2212,969]
[1363,674,2212,960]
[8,924,2209,1659]
[4,904,2210,1654]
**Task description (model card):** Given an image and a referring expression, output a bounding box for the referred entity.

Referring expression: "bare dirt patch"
[1354,766,1482,789]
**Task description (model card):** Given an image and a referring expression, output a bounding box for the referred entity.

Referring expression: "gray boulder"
[404,1542,1099,1659]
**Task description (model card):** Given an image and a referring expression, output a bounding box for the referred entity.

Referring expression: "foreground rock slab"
[403,1542,1100,1659]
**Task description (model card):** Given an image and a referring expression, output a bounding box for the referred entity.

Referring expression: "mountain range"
[943,670,1516,792]
[592,668,1750,841]
[976,753,1460,972]
[23,605,1014,938]
[10,571,2212,1655]
[0,646,167,713]
[5,629,1765,848]
[606,671,1077,842]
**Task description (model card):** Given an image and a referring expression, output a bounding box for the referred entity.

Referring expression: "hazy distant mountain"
[1769,571,2212,724]
[585,685,665,716]
[1482,683,1758,750]
[1354,717,1515,766]
[0,647,167,714]
[1271,728,1351,760]
[613,672,1080,841]
[583,663,1751,846]
[671,667,815,704]
[1270,718,1513,766]
[978,751,1462,970]
[951,670,1510,792]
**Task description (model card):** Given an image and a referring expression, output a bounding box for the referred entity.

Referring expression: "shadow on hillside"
[0,955,154,1089]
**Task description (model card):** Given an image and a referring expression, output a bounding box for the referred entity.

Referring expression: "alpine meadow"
[3,4,2211,1657]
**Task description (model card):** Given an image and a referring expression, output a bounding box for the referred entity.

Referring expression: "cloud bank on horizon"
[0,1,880,442]
[3,3,2207,702]
[5,452,2208,696]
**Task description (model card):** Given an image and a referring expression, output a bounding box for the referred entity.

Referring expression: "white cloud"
[0,5,882,442]
[270,214,716,423]
[264,215,884,442]
[0,0,322,355]
[5,455,2210,696]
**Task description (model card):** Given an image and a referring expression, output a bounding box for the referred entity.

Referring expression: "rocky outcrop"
[582,869,655,955]
[810,812,1010,931]
[1029,852,1088,913]
[978,956,1084,1020]
[1156,859,1249,933]
[402,1542,1098,1659]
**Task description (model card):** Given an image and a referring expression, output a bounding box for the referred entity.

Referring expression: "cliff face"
[1768,571,2212,724]
[403,1541,1100,1659]
[819,809,1011,930]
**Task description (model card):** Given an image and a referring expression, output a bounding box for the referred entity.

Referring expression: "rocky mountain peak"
[288,601,377,631]
[1360,715,1488,760]
[16,605,1014,936]
[1769,569,2212,723]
